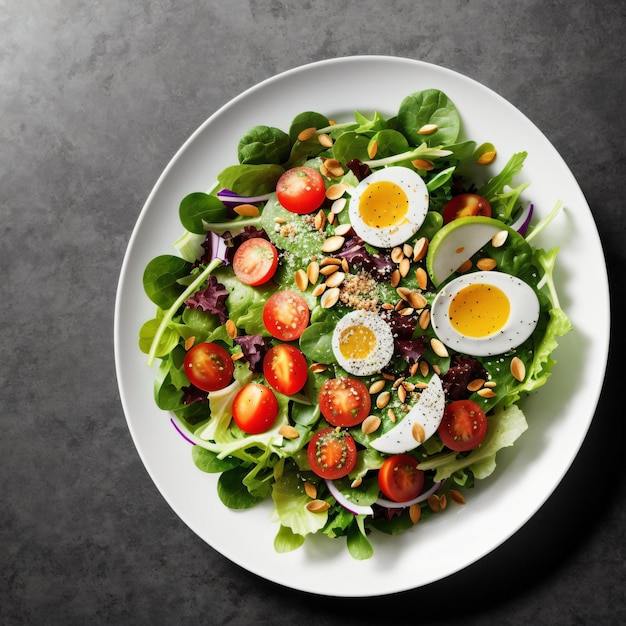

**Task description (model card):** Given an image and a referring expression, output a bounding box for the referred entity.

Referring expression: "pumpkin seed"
[320,287,340,308]
[361,415,381,435]
[409,503,421,524]
[491,230,508,248]
[233,203,260,217]
[477,149,497,164]
[321,235,345,253]
[510,356,526,381]
[418,123,438,135]
[306,500,330,513]
[449,489,466,505]
[278,424,300,439]
[369,380,386,394]
[430,338,449,357]
[412,237,428,262]
[412,422,426,443]
[297,127,317,141]
[225,320,237,338]
[376,391,391,409]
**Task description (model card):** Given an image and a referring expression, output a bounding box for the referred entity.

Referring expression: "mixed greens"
[139,88,571,559]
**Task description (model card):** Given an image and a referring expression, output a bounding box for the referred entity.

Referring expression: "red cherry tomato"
[231,382,279,434]
[262,290,310,341]
[318,378,371,428]
[232,237,278,286]
[183,342,233,392]
[438,399,488,451]
[307,427,358,480]
[378,454,425,502]
[276,166,326,214]
[263,343,308,395]
[442,193,492,224]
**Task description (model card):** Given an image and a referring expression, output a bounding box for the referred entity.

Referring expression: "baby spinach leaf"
[138,318,179,357]
[179,192,229,234]
[217,466,264,509]
[288,111,330,143]
[332,131,370,164]
[143,255,193,309]
[237,125,291,165]
[369,129,409,158]
[192,446,240,473]
[299,321,335,363]
[217,163,284,196]
[398,89,461,147]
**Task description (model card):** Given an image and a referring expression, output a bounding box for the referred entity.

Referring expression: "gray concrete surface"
[2,1,624,624]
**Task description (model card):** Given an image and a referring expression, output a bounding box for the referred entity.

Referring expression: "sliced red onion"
[217,188,272,208]
[510,203,534,236]
[374,479,446,509]
[170,418,196,445]
[325,479,374,516]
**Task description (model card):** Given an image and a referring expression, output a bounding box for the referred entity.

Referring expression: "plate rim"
[114,54,611,596]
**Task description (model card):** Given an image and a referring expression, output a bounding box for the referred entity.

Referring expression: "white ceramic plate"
[114,56,610,596]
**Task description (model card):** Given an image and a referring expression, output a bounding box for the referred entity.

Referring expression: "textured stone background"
[2,1,624,624]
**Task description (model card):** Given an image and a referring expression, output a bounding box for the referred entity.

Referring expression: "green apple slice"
[426,216,506,287]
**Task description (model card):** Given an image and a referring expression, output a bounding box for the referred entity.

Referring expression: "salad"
[139,88,572,559]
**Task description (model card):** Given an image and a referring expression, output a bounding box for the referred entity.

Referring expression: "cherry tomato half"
[183,342,234,392]
[442,193,492,224]
[263,343,308,395]
[438,399,488,451]
[378,454,425,503]
[276,166,326,215]
[318,378,371,428]
[231,382,279,434]
[233,237,279,286]
[262,290,310,341]
[307,427,358,480]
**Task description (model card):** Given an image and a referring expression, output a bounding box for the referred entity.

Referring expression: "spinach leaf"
[217,466,264,509]
[138,318,179,357]
[192,446,240,473]
[143,254,193,309]
[398,89,461,147]
[332,131,370,164]
[179,192,229,234]
[288,111,330,143]
[238,125,291,165]
[217,163,284,196]
[299,321,335,363]
[369,129,409,158]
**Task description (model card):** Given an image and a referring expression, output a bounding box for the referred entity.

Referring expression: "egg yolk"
[449,283,510,337]
[339,325,376,360]
[359,181,409,228]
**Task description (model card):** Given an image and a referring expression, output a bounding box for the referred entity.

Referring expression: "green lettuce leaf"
[417,403,528,481]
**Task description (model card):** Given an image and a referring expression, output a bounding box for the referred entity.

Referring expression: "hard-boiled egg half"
[348,166,429,248]
[430,271,540,357]
[331,310,394,376]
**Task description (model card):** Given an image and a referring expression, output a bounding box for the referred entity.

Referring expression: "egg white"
[430,271,540,357]
[331,310,394,376]
[348,166,429,248]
